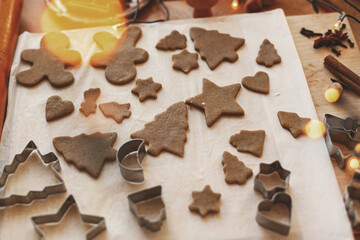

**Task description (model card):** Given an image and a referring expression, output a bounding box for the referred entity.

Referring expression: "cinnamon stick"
[324,62,360,95]
[324,55,360,86]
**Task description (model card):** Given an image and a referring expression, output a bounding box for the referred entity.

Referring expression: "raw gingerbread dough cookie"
[189,185,221,217]
[242,71,269,94]
[80,88,100,117]
[17,32,81,88]
[186,78,244,127]
[90,26,149,85]
[46,95,74,122]
[172,50,199,73]
[99,102,131,123]
[130,102,188,157]
[278,111,310,138]
[222,151,253,185]
[256,39,281,67]
[156,30,187,50]
[131,77,162,102]
[53,132,117,178]
[190,27,245,70]
[230,130,266,157]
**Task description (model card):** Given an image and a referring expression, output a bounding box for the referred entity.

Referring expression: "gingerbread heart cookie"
[46,95,74,122]
[242,71,270,94]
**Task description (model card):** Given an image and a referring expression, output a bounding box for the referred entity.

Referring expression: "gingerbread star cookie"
[256,39,281,67]
[99,102,131,123]
[156,30,187,50]
[131,77,162,102]
[53,132,117,178]
[46,96,74,122]
[131,102,189,157]
[222,151,253,185]
[90,26,149,85]
[230,130,266,157]
[172,50,199,74]
[278,111,310,138]
[242,71,270,94]
[189,185,221,217]
[17,32,81,88]
[80,88,100,117]
[190,27,245,70]
[186,78,244,127]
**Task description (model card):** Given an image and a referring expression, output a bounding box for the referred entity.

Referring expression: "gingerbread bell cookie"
[172,50,199,74]
[131,77,162,102]
[190,27,245,70]
[131,102,188,157]
[156,30,187,51]
[17,32,81,88]
[53,132,117,178]
[80,88,100,117]
[99,102,131,123]
[90,26,149,85]
[222,151,253,185]
[278,111,310,138]
[186,78,244,127]
[230,130,266,157]
[46,96,74,122]
[256,39,281,67]
[189,185,221,217]
[242,71,270,94]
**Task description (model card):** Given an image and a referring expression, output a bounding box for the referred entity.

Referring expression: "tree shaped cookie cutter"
[0,141,66,207]
[117,139,147,183]
[254,161,291,199]
[128,185,166,232]
[31,194,106,240]
[324,114,360,169]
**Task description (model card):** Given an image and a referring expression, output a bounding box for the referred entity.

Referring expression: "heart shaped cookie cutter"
[256,192,292,236]
[117,139,146,183]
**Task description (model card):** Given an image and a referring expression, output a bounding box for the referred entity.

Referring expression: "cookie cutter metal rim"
[256,192,292,236]
[344,185,360,231]
[31,194,106,240]
[0,141,66,207]
[128,185,166,232]
[117,139,146,183]
[254,160,291,199]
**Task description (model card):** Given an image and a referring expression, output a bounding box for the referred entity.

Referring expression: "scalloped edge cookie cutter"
[128,185,166,232]
[31,194,106,240]
[117,139,146,183]
[0,141,66,207]
[256,192,292,236]
[344,170,360,231]
[254,161,291,199]
[324,114,360,169]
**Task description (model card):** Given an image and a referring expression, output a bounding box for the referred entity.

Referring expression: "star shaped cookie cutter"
[254,161,291,199]
[0,141,66,207]
[117,139,147,183]
[324,114,360,169]
[128,185,166,232]
[31,194,106,240]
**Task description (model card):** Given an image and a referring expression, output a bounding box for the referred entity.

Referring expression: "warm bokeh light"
[231,0,240,10]
[324,87,341,103]
[355,143,360,154]
[349,156,360,170]
[305,120,326,139]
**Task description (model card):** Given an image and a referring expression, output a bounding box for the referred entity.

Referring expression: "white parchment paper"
[0,9,354,240]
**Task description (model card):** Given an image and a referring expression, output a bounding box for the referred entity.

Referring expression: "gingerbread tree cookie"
[256,39,281,67]
[186,78,244,127]
[189,185,221,217]
[278,111,310,138]
[17,32,81,88]
[172,50,199,74]
[156,30,187,50]
[190,27,245,70]
[131,77,162,102]
[80,88,100,117]
[130,102,188,157]
[46,96,74,122]
[222,151,253,185]
[90,26,149,85]
[230,130,266,157]
[99,102,131,123]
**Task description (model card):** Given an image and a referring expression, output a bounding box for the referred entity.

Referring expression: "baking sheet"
[0,9,354,239]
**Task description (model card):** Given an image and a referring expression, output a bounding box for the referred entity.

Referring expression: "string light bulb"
[334,12,346,30]
[349,156,360,170]
[231,0,239,10]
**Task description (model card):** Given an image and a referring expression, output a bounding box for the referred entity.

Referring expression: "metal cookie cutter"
[344,170,360,231]
[254,161,291,199]
[128,185,166,232]
[256,192,292,236]
[31,195,106,240]
[0,141,66,207]
[324,114,360,169]
[117,139,147,183]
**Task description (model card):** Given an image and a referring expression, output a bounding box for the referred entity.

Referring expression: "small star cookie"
[189,185,221,217]
[172,50,199,74]
[131,78,162,102]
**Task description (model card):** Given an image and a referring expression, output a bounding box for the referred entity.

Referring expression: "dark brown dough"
[278,111,310,138]
[188,185,221,217]
[46,95,74,122]
[229,130,266,157]
[242,71,270,94]
[222,151,253,185]
[172,50,199,74]
[131,77,162,102]
[256,39,281,67]
[156,30,187,50]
